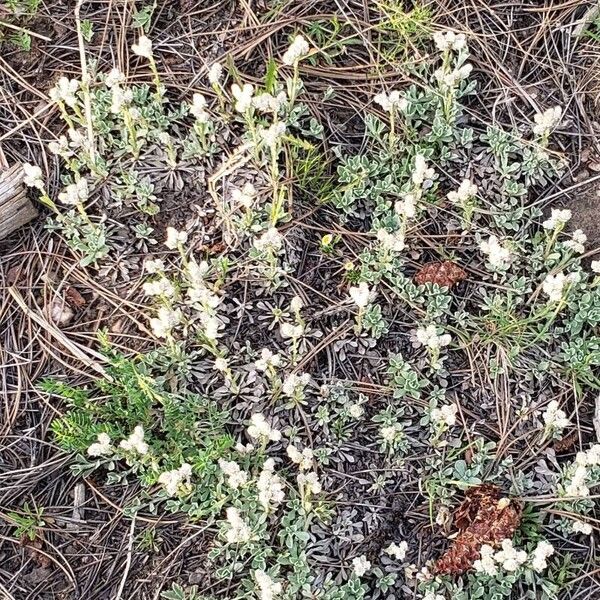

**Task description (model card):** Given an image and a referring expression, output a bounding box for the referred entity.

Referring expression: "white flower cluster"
[252,91,287,114]
[416,325,451,350]
[87,432,112,457]
[412,154,435,186]
[158,463,192,496]
[110,85,133,114]
[149,307,182,338]
[257,458,285,510]
[380,423,403,444]
[224,507,252,544]
[143,277,175,298]
[119,425,148,454]
[254,570,282,600]
[542,400,570,431]
[533,106,562,137]
[374,90,407,113]
[255,348,282,372]
[564,444,600,497]
[282,372,311,398]
[531,540,555,572]
[542,208,571,230]
[58,178,89,206]
[563,229,587,254]
[287,444,314,470]
[349,282,373,309]
[23,163,44,190]
[280,322,304,339]
[433,31,467,52]
[231,182,256,208]
[218,459,248,489]
[282,34,310,66]
[430,404,458,427]
[479,235,512,269]
[395,192,417,218]
[542,271,579,303]
[165,227,188,250]
[591,261,600,274]
[447,179,477,204]
[190,93,209,122]
[572,519,593,535]
[476,539,527,573]
[297,471,322,495]
[254,227,284,253]
[352,555,371,577]
[377,228,405,253]
[208,62,223,85]
[132,35,153,59]
[49,77,79,107]
[231,83,254,113]
[434,64,472,88]
[259,121,287,147]
[385,541,408,560]
[247,413,281,444]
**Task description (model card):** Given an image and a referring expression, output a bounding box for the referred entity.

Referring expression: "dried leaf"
[414,261,467,288]
[434,484,522,576]
[65,286,86,309]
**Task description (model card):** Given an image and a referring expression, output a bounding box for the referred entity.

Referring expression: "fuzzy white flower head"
[225,507,252,544]
[349,282,373,309]
[218,459,248,489]
[433,31,467,52]
[473,544,497,576]
[214,357,229,372]
[87,432,112,457]
[235,441,255,454]
[190,93,208,120]
[385,541,408,561]
[252,92,287,114]
[282,372,311,398]
[149,307,182,338]
[572,519,593,535]
[282,34,310,65]
[110,86,134,114]
[254,570,282,600]
[563,229,587,254]
[479,235,512,269]
[287,444,314,471]
[49,77,79,107]
[591,260,600,274]
[132,35,153,59]
[348,403,364,419]
[22,163,44,189]
[280,322,304,339]
[257,458,285,510]
[58,178,89,205]
[422,593,446,600]
[542,272,572,303]
[493,539,527,572]
[380,423,402,443]
[415,324,451,350]
[374,90,407,112]
[231,182,256,208]
[412,154,435,186]
[435,65,472,87]
[48,135,72,157]
[352,555,371,577]
[297,471,321,494]
[231,83,254,113]
[586,444,600,466]
[143,277,175,298]
[542,208,571,230]
[144,258,165,274]
[255,348,282,371]
[395,193,417,219]
[531,540,554,572]
[542,399,570,430]
[447,179,478,203]
[533,106,562,137]
[119,425,148,454]
[247,413,281,443]
[158,462,192,496]
[377,228,406,253]
[260,121,287,147]
[254,227,284,253]
[165,227,188,250]
[208,62,223,85]
[430,404,458,427]
[105,68,125,88]
[565,464,589,497]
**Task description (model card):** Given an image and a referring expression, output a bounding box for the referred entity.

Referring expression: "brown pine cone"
[414,261,467,288]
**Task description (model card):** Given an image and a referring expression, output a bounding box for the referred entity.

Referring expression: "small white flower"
[149,307,182,338]
[48,135,72,157]
[434,65,472,87]
[297,471,321,494]
[280,322,304,339]
[531,540,554,572]
[473,544,497,576]
[542,400,570,430]
[349,282,373,309]
[374,90,407,112]
[380,423,402,443]
[565,464,589,497]
[254,227,284,252]
[563,229,587,254]
[247,413,281,443]
[252,91,287,114]
[430,404,458,427]
[255,348,282,372]
[257,459,285,510]
[542,208,571,230]
[235,441,255,454]
[58,178,89,205]
[433,31,467,52]
[447,179,478,204]
[493,539,527,572]
[87,432,112,457]
[231,182,256,208]
[412,154,435,185]
[572,519,593,535]
[287,444,314,470]
[533,106,562,137]
[348,403,364,419]
[415,324,451,350]
[259,121,286,147]
[352,555,371,577]
[394,193,417,219]
[165,227,188,249]
[132,35,153,59]
[105,68,125,88]
[49,77,79,107]
[143,278,175,297]
[119,425,148,454]
[385,541,408,560]
[224,507,252,544]
[479,235,512,269]
[144,259,165,274]
[289,295,303,313]
[542,272,574,303]
[218,459,248,489]
[586,444,600,465]
[22,163,44,189]
[208,62,223,85]
[254,570,282,600]
[158,462,192,496]
[214,357,229,372]
[377,228,406,253]
[282,34,310,65]
[281,372,311,398]
[190,93,208,120]
[231,83,254,113]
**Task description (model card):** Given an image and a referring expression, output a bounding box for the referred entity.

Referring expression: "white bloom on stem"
[255,348,282,371]
[280,322,304,339]
[434,65,472,87]
[430,404,458,427]
[257,458,285,510]
[591,260,600,274]
[531,540,554,572]
[447,179,478,203]
[374,90,407,112]
[208,62,223,85]
[247,413,281,443]
[158,463,192,496]
[214,357,229,372]
[144,259,165,274]
[110,86,134,115]
[533,106,562,137]
[132,35,153,59]
[224,507,252,544]
[395,193,417,218]
[235,441,255,454]
[352,555,371,577]
[380,423,403,443]
[586,444,600,465]
[149,307,182,338]
[542,271,579,303]
[287,444,314,470]
[190,93,208,120]
[281,372,311,398]
[143,277,175,297]
[58,178,89,205]
[572,519,593,535]
[433,31,467,52]
[412,154,435,185]
[348,403,364,419]
[563,229,587,254]
[49,77,79,107]
[165,227,188,249]
[187,259,210,284]
[119,425,148,454]
[252,92,287,114]
[231,182,256,208]
[231,83,254,112]
[542,400,570,430]
[297,471,321,494]
[105,68,125,88]
[385,541,408,560]
[87,432,112,457]
[282,34,310,65]
[254,570,282,600]
[289,295,303,313]
[377,228,406,253]
[565,464,589,497]
[259,122,286,147]
[218,459,248,489]
[493,539,527,571]
[473,544,497,576]
[479,235,512,269]
[415,324,451,350]
[48,135,72,157]
[22,163,44,189]
[542,208,571,230]
[254,227,284,252]
[349,282,373,309]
